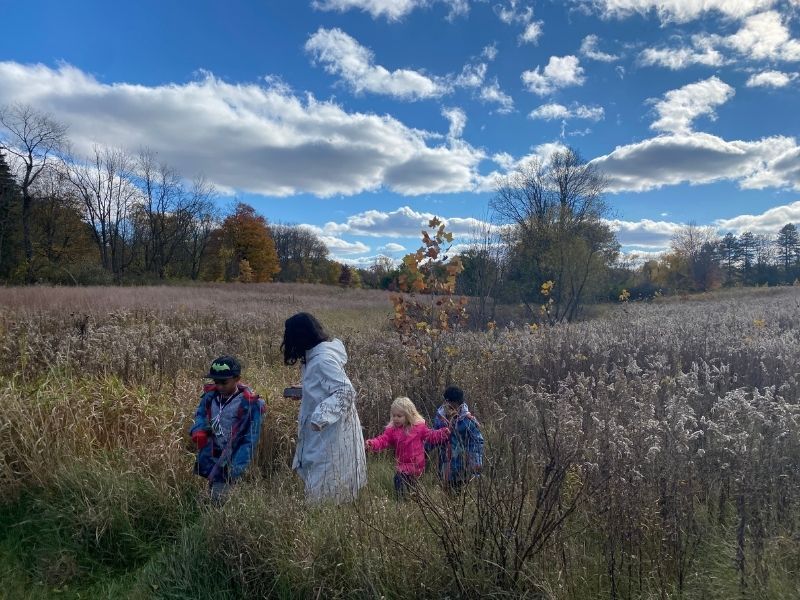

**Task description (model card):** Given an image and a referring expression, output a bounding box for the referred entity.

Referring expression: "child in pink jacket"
[366,397,450,498]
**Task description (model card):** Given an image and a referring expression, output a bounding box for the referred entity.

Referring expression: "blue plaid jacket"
[431,403,484,483]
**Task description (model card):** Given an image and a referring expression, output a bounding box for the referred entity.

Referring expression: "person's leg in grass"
[394,472,417,500]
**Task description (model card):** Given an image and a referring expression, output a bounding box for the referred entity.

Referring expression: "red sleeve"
[424,425,450,446]
[366,426,395,452]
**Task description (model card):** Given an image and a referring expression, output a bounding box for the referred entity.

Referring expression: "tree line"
[0,104,360,286]
[4,103,795,318]
[621,223,800,297]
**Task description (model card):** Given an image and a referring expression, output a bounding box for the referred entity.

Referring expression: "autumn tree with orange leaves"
[205,202,280,282]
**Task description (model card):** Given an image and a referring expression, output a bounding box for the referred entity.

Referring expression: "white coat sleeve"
[310,357,355,430]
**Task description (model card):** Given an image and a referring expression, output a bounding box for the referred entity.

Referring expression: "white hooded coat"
[292,339,367,503]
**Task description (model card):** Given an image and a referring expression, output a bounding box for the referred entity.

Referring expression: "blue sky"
[1,0,799,264]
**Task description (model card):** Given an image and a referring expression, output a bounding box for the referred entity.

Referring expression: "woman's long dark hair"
[282,312,330,365]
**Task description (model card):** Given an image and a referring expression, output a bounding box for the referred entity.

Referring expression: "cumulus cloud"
[304,205,492,238]
[746,70,798,87]
[473,141,570,191]
[720,10,800,62]
[521,55,586,96]
[494,1,544,45]
[479,80,515,113]
[606,218,683,247]
[529,102,605,121]
[482,43,499,61]
[580,0,777,23]
[592,132,800,192]
[638,36,725,69]
[638,11,800,70]
[580,35,620,62]
[305,28,448,100]
[311,203,800,262]
[714,200,800,233]
[0,61,491,197]
[319,236,371,255]
[650,76,735,134]
[454,61,488,88]
[442,106,467,139]
[312,0,470,21]
[520,21,544,45]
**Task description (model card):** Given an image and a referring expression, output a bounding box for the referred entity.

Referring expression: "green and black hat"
[206,356,241,380]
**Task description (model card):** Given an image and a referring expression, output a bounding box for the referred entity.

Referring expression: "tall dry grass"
[1,284,799,598]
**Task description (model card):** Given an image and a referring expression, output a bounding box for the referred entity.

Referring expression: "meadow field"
[1,283,799,599]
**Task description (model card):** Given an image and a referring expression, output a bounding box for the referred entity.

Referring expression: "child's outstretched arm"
[425,412,448,451]
[365,427,393,452]
[424,425,451,447]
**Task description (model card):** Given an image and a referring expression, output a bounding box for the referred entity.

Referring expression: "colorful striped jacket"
[190,382,265,483]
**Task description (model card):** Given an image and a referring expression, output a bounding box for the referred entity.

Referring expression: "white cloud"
[592,132,800,192]
[581,0,777,23]
[337,253,401,267]
[529,102,605,121]
[312,0,469,21]
[479,80,515,113]
[494,1,544,45]
[520,21,544,45]
[650,76,735,134]
[454,61,487,88]
[720,10,800,62]
[474,141,570,192]
[606,218,683,247]
[0,61,490,197]
[580,35,620,62]
[746,69,798,87]
[638,11,800,70]
[379,242,407,252]
[319,236,371,255]
[482,43,499,61]
[305,28,448,100]
[304,205,492,238]
[714,200,800,233]
[495,0,533,23]
[638,37,725,69]
[311,203,800,263]
[521,55,586,95]
[442,106,467,139]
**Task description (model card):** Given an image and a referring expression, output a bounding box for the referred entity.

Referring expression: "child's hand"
[191,430,208,450]
[365,440,372,451]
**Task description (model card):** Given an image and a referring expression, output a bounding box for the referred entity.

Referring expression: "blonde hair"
[389,397,425,427]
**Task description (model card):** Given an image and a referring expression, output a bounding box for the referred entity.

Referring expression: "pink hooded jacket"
[366,422,450,476]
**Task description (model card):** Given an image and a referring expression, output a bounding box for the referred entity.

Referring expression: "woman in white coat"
[282,312,367,503]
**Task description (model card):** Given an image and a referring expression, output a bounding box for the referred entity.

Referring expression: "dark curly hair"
[282,312,330,365]
[443,385,464,404]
